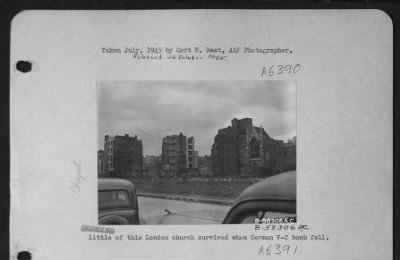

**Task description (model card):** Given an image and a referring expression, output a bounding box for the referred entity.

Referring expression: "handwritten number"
[293,64,301,73]
[284,64,292,74]
[277,65,283,75]
[260,245,298,256]
[293,245,298,255]
[275,244,281,254]
[266,64,301,77]
[282,245,290,255]
[268,66,274,76]
[266,245,272,255]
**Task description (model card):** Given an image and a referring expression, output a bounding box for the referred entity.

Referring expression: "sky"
[97,81,296,156]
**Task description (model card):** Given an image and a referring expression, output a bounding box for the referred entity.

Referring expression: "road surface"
[138,196,231,225]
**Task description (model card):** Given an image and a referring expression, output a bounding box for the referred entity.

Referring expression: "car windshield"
[98,190,131,210]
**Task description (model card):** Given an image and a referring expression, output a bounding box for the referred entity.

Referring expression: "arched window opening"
[250,138,260,159]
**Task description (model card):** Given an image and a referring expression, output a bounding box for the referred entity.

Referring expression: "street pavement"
[138,196,231,225]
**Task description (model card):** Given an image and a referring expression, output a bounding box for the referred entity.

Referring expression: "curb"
[137,192,234,206]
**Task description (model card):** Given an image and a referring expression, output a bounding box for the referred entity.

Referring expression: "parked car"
[98,178,144,225]
[223,171,296,224]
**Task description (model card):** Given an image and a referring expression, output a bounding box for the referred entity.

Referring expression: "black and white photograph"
[9,9,394,260]
[97,81,297,225]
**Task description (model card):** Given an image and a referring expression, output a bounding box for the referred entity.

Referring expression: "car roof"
[235,171,296,202]
[98,178,135,191]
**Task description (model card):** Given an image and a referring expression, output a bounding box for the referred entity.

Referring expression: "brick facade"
[211,118,296,177]
[161,133,187,177]
[161,133,199,177]
[103,134,143,178]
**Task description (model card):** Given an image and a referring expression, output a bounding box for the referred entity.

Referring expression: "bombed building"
[103,134,143,178]
[161,133,199,177]
[211,118,296,177]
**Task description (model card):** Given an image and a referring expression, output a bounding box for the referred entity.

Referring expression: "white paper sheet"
[10,10,392,260]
